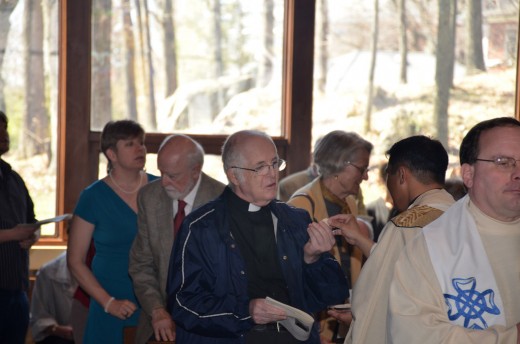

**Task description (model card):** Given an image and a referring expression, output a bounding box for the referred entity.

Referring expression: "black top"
[0,159,36,291]
[226,188,290,303]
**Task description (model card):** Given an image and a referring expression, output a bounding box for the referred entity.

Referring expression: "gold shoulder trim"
[390,205,444,228]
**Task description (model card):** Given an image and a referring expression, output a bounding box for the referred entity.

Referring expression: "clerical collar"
[225,186,267,213]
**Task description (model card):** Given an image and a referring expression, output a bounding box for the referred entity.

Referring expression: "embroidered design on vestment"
[391,205,443,228]
[444,277,500,330]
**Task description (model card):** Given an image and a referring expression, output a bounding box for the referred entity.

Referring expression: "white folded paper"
[265,297,314,341]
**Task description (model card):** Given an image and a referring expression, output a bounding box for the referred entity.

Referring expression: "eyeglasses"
[475,156,520,170]
[230,159,287,176]
[345,161,370,175]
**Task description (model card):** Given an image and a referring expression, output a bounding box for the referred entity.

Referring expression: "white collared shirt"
[173,174,202,216]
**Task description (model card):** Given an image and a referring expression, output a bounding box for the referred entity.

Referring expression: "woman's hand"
[105,298,137,320]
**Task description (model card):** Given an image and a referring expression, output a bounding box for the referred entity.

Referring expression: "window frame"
[49,0,315,244]
[44,0,520,244]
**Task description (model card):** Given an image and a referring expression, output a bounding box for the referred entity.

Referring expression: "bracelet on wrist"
[104,296,115,313]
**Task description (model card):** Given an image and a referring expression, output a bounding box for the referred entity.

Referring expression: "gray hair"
[314,130,373,178]
[222,130,275,171]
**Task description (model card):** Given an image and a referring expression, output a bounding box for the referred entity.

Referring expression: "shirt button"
[231,244,236,249]
[240,270,245,275]
[282,255,288,260]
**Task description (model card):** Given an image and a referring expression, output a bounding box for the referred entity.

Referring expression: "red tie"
[174,200,186,235]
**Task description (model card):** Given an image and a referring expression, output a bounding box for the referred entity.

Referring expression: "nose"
[513,164,520,179]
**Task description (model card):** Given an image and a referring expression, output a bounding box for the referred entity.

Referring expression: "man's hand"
[151,307,176,342]
[45,324,74,340]
[327,309,353,325]
[12,224,39,242]
[19,231,39,249]
[328,214,374,257]
[249,298,287,324]
[304,220,336,263]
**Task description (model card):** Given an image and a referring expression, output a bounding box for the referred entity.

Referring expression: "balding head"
[158,134,205,199]
[159,134,204,167]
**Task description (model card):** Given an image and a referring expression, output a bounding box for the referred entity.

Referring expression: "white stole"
[423,195,505,329]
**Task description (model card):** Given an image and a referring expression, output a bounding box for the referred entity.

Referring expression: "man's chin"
[165,190,182,200]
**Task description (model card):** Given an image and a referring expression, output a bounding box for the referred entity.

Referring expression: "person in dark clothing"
[167,130,348,344]
[0,110,40,344]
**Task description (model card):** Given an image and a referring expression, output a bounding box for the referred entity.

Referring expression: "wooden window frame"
[52,0,315,244]
[48,0,520,244]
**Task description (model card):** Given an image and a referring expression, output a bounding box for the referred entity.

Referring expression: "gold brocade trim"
[390,205,444,228]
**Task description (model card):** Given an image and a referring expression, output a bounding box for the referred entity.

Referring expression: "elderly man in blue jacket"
[166,130,348,344]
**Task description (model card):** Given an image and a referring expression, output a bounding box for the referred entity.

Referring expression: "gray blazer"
[129,173,225,344]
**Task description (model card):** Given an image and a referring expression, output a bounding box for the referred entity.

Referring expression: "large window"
[2,1,518,245]
[90,0,285,138]
[0,0,59,238]
[312,0,519,204]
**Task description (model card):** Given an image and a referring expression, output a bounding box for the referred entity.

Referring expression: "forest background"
[0,0,518,236]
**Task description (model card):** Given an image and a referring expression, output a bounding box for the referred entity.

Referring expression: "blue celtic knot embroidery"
[444,277,500,329]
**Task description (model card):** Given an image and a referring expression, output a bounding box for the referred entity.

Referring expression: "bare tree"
[316,0,329,93]
[0,0,19,110]
[42,0,59,168]
[162,0,178,97]
[258,0,274,87]
[364,0,379,134]
[142,0,157,129]
[211,0,224,116]
[398,0,408,83]
[465,0,486,74]
[22,0,48,158]
[91,0,112,129]
[433,0,457,147]
[122,0,138,121]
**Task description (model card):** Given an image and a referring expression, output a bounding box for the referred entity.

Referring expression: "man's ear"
[461,163,474,189]
[191,164,202,179]
[398,166,407,185]
[226,168,240,187]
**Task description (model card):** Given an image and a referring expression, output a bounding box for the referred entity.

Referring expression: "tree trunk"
[42,0,59,168]
[23,0,48,158]
[91,0,112,129]
[142,0,157,129]
[212,0,224,116]
[133,0,147,123]
[122,0,138,121]
[0,1,19,110]
[364,0,379,134]
[316,0,329,93]
[162,0,178,97]
[433,0,457,147]
[465,0,486,74]
[259,0,274,87]
[398,0,408,84]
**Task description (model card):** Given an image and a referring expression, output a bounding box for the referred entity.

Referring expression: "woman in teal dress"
[67,120,158,343]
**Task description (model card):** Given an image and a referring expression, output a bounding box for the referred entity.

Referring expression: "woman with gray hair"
[287,130,373,343]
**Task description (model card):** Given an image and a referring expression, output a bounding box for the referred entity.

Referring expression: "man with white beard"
[129,134,225,344]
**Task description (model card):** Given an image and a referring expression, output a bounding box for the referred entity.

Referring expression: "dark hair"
[313,131,373,178]
[460,117,520,165]
[100,120,145,172]
[0,110,7,125]
[386,135,448,184]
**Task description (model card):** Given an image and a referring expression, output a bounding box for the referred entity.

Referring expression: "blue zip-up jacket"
[166,187,348,343]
